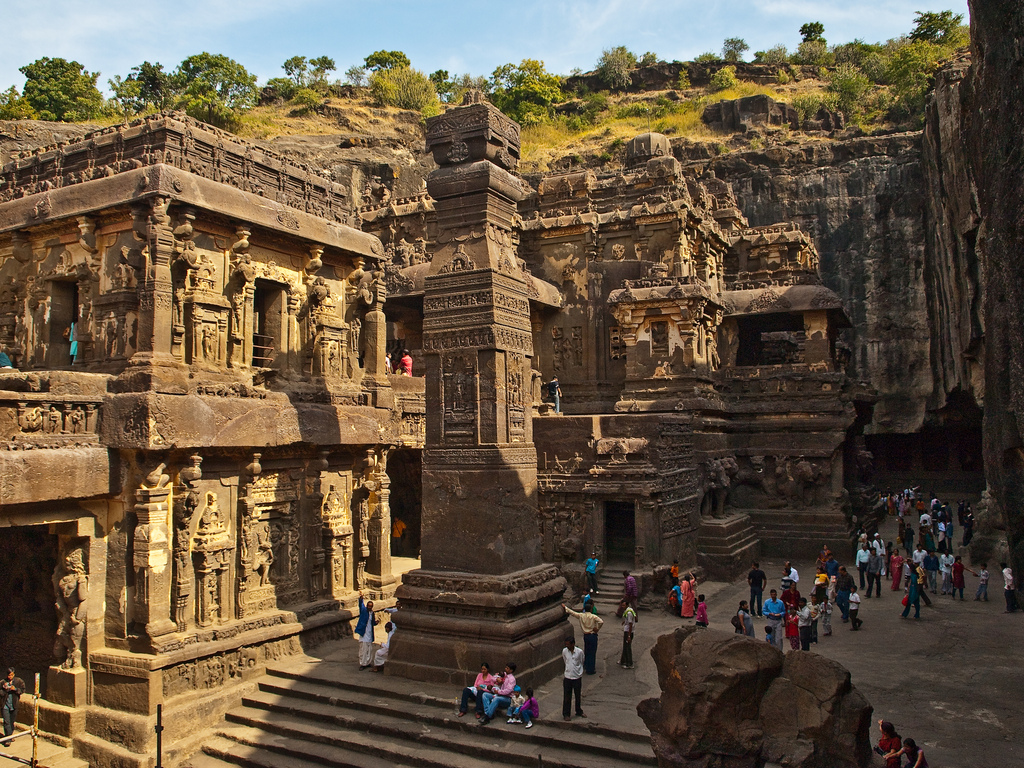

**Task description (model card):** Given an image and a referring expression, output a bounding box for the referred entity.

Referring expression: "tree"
[638,52,659,67]
[175,53,258,126]
[710,65,739,92]
[694,52,719,64]
[108,75,144,119]
[754,45,789,65]
[130,62,177,110]
[309,56,336,89]
[364,51,411,72]
[826,63,870,119]
[0,86,38,120]
[910,10,967,46]
[800,22,826,43]
[489,59,563,125]
[283,56,309,87]
[368,66,438,113]
[596,46,637,89]
[722,38,749,63]
[345,65,367,87]
[19,57,104,122]
[886,39,943,122]
[794,40,832,66]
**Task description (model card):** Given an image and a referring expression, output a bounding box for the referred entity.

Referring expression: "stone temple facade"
[0,102,863,763]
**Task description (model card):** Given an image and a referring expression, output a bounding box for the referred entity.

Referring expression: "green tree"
[597,46,637,89]
[827,63,870,119]
[910,10,966,46]
[489,59,564,125]
[309,56,336,89]
[722,38,749,63]
[283,56,308,87]
[368,66,439,113]
[754,45,789,65]
[886,39,942,122]
[794,40,832,66]
[19,57,104,122]
[130,62,177,110]
[429,69,453,101]
[694,52,719,64]
[364,50,411,72]
[710,65,739,92]
[175,53,258,126]
[0,86,38,119]
[800,22,826,43]
[108,75,144,119]
[345,65,367,87]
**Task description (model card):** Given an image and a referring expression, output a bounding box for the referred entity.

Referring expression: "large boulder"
[638,627,872,768]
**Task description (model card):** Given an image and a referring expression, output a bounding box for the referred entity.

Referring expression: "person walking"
[1001,563,1017,612]
[563,602,604,675]
[584,552,600,595]
[1,669,25,747]
[561,637,586,721]
[763,589,786,651]
[747,561,767,617]
[856,543,871,589]
[923,551,940,594]
[679,573,697,619]
[619,603,636,669]
[354,593,379,669]
[848,585,862,630]
[902,566,922,619]
[835,566,854,623]
[622,570,638,611]
[548,376,562,413]
[866,549,883,598]
[889,550,905,591]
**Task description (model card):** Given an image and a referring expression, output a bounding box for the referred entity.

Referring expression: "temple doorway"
[0,526,59,696]
[387,449,422,572]
[604,500,635,565]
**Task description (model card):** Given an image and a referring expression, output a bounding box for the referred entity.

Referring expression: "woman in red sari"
[679,573,697,618]
[889,550,905,591]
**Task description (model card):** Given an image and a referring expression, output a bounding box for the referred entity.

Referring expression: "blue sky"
[2,0,970,94]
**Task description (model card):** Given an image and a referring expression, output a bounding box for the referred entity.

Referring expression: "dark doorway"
[736,313,804,366]
[387,449,422,561]
[253,281,286,369]
[0,527,59,696]
[47,281,78,368]
[604,500,635,565]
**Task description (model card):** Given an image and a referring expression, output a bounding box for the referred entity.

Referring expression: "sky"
[1,0,971,94]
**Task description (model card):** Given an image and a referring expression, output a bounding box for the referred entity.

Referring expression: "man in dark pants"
[561,637,585,721]
[1,668,25,747]
[747,561,767,616]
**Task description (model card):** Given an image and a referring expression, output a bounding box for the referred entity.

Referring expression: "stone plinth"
[46,666,87,707]
[696,514,759,580]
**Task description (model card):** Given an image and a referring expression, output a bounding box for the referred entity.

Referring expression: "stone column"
[364,448,394,591]
[388,100,567,686]
[132,472,176,641]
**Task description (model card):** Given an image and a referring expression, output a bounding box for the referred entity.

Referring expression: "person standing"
[796,598,813,650]
[548,376,562,413]
[1,669,25,747]
[763,589,785,651]
[962,510,975,546]
[923,551,940,594]
[974,563,990,601]
[399,349,413,376]
[584,552,600,595]
[561,637,585,721]
[1001,563,1017,613]
[619,603,637,669]
[622,570,638,611]
[939,551,955,595]
[747,561,767,617]
[902,566,922,620]
[889,550,905,592]
[737,601,755,637]
[781,561,799,591]
[679,573,697,619]
[354,593,378,669]
[563,603,604,675]
[951,556,969,600]
[835,566,854,623]
[848,586,862,630]
[866,549,883,598]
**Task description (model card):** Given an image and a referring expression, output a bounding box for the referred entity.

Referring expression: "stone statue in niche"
[53,543,88,670]
[47,405,63,434]
[67,407,85,434]
[612,243,626,261]
[242,508,274,587]
[173,490,199,632]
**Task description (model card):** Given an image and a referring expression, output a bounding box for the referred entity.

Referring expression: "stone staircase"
[185,656,656,768]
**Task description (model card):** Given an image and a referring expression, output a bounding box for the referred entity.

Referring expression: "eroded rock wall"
[967,0,1024,581]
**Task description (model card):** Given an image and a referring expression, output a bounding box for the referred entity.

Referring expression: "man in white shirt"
[782,562,799,590]
[561,636,586,721]
[939,552,955,595]
[912,546,927,566]
[1002,563,1017,613]
[871,533,885,557]
[919,511,932,529]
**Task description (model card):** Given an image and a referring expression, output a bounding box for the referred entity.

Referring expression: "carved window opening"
[253,280,285,369]
[609,325,625,360]
[46,281,79,368]
[736,313,804,367]
[604,499,635,564]
[650,321,669,357]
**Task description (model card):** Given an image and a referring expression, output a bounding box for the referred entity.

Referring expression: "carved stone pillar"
[133,198,177,364]
[192,492,234,627]
[364,448,394,590]
[321,482,354,599]
[133,471,176,641]
[389,100,567,686]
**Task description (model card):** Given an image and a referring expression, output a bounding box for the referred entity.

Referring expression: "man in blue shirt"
[763,589,786,651]
[584,552,599,594]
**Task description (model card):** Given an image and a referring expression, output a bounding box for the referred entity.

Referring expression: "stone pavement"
[556,513,1023,767]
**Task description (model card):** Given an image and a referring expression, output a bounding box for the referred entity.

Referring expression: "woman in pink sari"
[889,551,905,591]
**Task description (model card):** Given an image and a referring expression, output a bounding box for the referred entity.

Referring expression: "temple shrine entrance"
[604,500,636,565]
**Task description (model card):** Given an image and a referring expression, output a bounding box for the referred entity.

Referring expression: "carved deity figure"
[53,544,88,669]
[67,407,85,434]
[47,405,63,434]
[244,509,274,587]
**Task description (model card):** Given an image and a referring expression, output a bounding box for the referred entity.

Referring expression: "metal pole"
[30,674,38,768]
[155,704,163,768]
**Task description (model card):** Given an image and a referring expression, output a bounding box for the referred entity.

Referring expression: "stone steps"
[188,663,655,768]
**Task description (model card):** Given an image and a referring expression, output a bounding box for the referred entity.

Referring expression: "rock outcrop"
[638,627,873,768]
[967,0,1024,587]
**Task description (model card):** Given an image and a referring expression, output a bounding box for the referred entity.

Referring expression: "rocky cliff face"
[690,134,933,433]
[967,0,1024,581]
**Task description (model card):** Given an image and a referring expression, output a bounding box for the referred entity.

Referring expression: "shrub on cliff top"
[597,46,637,90]
[369,66,439,114]
[710,66,739,92]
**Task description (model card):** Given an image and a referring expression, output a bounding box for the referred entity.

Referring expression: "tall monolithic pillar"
[388,99,567,685]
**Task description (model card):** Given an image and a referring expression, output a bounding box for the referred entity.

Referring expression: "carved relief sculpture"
[53,542,88,670]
